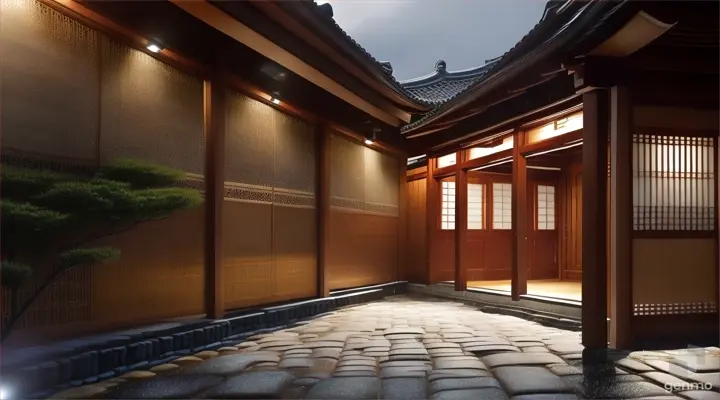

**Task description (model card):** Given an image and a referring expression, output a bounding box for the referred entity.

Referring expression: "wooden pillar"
[609,86,633,349]
[316,125,331,297]
[582,89,609,352]
[455,152,468,291]
[511,131,528,300]
[398,156,408,282]
[203,77,225,319]
[426,158,438,284]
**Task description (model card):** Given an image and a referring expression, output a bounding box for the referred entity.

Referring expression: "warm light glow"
[364,139,374,145]
[527,112,583,144]
[437,153,457,168]
[271,98,280,105]
[469,136,514,160]
[146,43,162,53]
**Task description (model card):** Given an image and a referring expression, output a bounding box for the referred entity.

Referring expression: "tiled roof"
[300,1,435,108]
[399,60,498,106]
[401,0,615,133]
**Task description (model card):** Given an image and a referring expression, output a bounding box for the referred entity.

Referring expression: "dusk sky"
[321,0,549,81]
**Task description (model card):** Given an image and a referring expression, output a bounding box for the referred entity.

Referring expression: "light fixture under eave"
[270,91,281,105]
[365,128,379,146]
[146,42,164,53]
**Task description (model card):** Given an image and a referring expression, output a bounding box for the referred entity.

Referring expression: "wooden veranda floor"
[467,279,582,302]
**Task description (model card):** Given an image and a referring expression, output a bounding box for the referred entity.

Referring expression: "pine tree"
[0,159,202,341]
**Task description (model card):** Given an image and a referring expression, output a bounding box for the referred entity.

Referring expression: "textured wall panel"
[222,201,274,309]
[327,210,398,290]
[405,178,427,283]
[91,208,205,325]
[274,111,316,194]
[330,134,365,209]
[225,91,275,187]
[273,206,317,301]
[0,0,99,161]
[99,36,204,173]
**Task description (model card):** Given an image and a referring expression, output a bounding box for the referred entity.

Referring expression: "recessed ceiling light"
[146,43,163,53]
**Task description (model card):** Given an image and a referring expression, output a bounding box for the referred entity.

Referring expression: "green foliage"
[0,200,68,231]
[58,247,120,270]
[97,159,185,189]
[1,159,202,339]
[131,187,203,220]
[1,167,67,199]
[0,261,33,290]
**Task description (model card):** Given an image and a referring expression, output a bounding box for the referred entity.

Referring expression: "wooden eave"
[195,0,413,125]
[73,0,410,151]
[252,1,429,113]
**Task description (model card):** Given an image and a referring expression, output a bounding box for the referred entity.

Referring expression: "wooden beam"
[521,129,584,156]
[511,131,528,300]
[170,0,405,127]
[609,86,633,349]
[434,164,459,178]
[425,158,438,284]
[316,124,331,297]
[408,171,428,182]
[203,76,225,319]
[454,151,468,292]
[462,149,513,172]
[398,157,409,282]
[581,89,609,353]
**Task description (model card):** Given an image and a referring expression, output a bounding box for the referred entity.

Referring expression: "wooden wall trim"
[425,159,438,284]
[203,77,225,319]
[454,152,468,291]
[316,124,331,297]
[582,89,609,351]
[511,131,528,300]
[609,86,633,349]
[398,158,409,282]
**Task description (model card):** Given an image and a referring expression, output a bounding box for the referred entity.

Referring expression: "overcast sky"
[321,0,549,81]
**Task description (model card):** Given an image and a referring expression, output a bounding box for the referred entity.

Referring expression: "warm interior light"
[437,153,457,168]
[364,139,374,145]
[527,112,583,144]
[271,98,280,105]
[146,43,162,53]
[469,136,514,160]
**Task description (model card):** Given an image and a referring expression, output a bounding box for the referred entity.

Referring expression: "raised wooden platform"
[468,279,581,302]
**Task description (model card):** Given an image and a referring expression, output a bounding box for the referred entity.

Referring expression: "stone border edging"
[6,282,408,398]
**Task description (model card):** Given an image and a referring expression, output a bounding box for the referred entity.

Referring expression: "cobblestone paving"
[51,297,720,399]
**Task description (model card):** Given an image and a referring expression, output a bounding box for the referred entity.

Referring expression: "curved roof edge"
[400,59,499,87]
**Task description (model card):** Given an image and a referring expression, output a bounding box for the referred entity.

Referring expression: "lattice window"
[634,302,718,316]
[537,185,556,230]
[632,135,716,231]
[441,180,455,230]
[492,183,512,230]
[468,183,484,230]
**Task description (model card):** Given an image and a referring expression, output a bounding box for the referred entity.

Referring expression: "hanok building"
[401,0,719,350]
[0,0,717,391]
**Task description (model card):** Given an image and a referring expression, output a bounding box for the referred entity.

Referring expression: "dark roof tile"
[399,60,497,105]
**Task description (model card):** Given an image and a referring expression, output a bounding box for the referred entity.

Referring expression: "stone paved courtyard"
[51,297,720,399]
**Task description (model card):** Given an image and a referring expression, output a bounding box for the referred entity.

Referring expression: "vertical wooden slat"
[511,130,528,300]
[203,76,225,319]
[316,124,330,297]
[454,152,468,291]
[609,86,632,349]
[582,89,609,352]
[398,155,408,282]
[426,158,438,284]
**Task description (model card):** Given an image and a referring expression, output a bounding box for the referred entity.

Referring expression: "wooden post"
[455,151,468,291]
[582,89,609,352]
[426,158,438,284]
[609,86,633,349]
[398,156,408,282]
[511,130,528,300]
[316,125,331,297]
[203,77,225,319]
